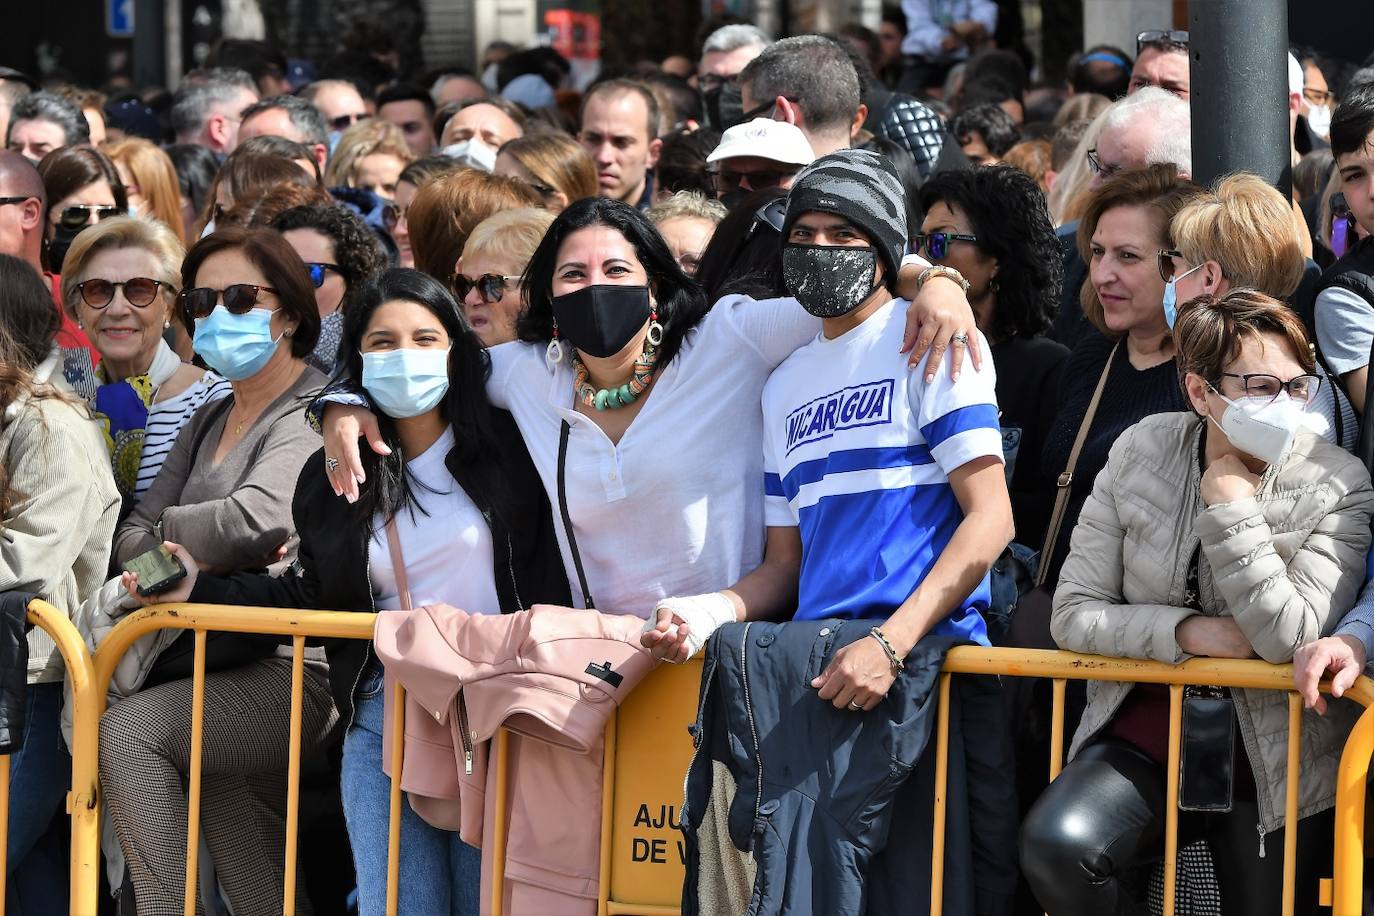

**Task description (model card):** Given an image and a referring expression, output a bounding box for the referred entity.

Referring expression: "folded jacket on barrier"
[373,602,656,916]
[683,618,1018,916]
[0,591,32,754]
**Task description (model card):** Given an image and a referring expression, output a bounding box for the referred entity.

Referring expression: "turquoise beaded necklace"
[571,343,659,411]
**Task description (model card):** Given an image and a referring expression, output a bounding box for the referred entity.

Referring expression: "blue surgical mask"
[1162,261,1206,329]
[193,306,284,380]
[361,347,451,419]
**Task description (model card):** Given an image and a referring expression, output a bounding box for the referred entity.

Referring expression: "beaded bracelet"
[869,627,904,675]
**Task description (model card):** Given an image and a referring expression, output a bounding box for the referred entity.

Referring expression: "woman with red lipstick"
[1039,164,1204,588]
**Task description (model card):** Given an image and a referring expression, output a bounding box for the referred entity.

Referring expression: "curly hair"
[918,165,1062,340]
[271,203,388,317]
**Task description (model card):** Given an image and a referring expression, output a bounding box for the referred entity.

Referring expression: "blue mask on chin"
[1162,262,1206,329]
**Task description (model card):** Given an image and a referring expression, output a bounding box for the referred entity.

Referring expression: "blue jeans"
[6,682,70,916]
[341,660,480,916]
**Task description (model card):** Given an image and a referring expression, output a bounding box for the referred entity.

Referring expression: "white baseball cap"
[706,118,815,167]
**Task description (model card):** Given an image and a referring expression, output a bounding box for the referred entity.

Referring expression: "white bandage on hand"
[640,592,738,660]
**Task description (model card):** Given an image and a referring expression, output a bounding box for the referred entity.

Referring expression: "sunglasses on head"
[914,231,978,260]
[305,262,342,288]
[57,205,123,231]
[178,284,279,321]
[452,273,516,304]
[1136,29,1189,53]
[746,198,787,240]
[77,277,169,309]
[329,113,367,131]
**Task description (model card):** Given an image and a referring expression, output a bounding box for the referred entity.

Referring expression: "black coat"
[0,591,31,754]
[189,409,571,729]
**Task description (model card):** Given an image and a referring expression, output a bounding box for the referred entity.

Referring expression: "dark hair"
[338,267,501,527]
[377,83,436,119]
[838,24,882,76]
[1071,45,1133,98]
[1174,289,1316,391]
[272,204,387,316]
[655,129,721,199]
[224,179,333,228]
[964,49,1029,97]
[919,166,1061,340]
[166,143,220,216]
[518,197,708,370]
[950,104,1021,157]
[399,154,463,189]
[739,35,861,135]
[956,78,1021,113]
[496,47,571,94]
[36,146,128,270]
[582,79,662,140]
[234,135,322,182]
[854,135,924,244]
[828,31,877,96]
[179,227,321,357]
[1331,84,1374,162]
[205,39,287,92]
[881,4,906,32]
[641,73,703,130]
[694,188,788,302]
[6,91,89,147]
[239,94,329,147]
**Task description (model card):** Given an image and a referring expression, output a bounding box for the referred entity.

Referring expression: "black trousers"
[1019,737,1332,916]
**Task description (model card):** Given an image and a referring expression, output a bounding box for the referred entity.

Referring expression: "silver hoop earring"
[647,317,664,348]
[545,337,564,366]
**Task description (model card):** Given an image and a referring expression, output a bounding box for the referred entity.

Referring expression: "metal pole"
[1188,0,1292,199]
[131,0,166,88]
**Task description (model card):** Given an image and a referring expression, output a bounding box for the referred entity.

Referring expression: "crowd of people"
[2,9,1374,916]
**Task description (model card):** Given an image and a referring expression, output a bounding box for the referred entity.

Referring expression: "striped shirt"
[762,299,1002,645]
[135,373,232,500]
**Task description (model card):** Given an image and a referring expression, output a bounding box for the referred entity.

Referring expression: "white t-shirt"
[486,296,818,617]
[762,299,1002,644]
[136,373,232,499]
[368,427,501,614]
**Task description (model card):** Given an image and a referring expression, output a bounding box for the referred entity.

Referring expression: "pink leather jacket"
[374,603,655,915]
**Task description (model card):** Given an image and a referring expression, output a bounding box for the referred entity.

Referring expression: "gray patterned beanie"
[781,148,908,289]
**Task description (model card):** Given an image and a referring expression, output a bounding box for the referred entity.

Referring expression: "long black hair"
[918,165,1061,341]
[337,267,502,527]
[517,196,709,370]
[693,188,788,304]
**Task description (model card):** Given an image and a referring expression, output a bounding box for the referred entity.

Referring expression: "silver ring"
[848,701,863,711]
[325,456,340,472]
[951,333,969,347]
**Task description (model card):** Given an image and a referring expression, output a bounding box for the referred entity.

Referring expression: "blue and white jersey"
[761,298,1002,645]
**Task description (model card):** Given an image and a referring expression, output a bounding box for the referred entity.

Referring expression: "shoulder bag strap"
[1035,341,1119,588]
[558,420,596,609]
[384,515,413,611]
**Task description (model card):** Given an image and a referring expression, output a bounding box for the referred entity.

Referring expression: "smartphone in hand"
[122,545,188,597]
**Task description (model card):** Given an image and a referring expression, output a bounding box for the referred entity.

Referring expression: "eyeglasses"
[305,262,342,288]
[1085,148,1123,180]
[452,273,517,304]
[329,113,368,131]
[77,277,169,309]
[711,166,799,195]
[914,231,978,260]
[178,284,279,321]
[1136,29,1189,53]
[1303,87,1334,106]
[1212,372,1322,405]
[57,205,124,231]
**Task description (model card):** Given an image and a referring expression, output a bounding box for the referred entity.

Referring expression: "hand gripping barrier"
[67,605,1374,916]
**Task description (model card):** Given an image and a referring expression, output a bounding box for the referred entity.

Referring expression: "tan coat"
[1053,411,1374,832]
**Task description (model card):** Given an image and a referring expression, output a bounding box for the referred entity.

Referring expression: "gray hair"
[240,94,329,147]
[647,190,727,226]
[170,68,257,140]
[5,91,88,147]
[738,35,860,135]
[1100,85,1191,174]
[701,24,771,56]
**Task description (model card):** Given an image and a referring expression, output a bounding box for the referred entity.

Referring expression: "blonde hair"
[1047,107,1108,225]
[646,191,727,227]
[1054,92,1111,128]
[409,170,543,282]
[499,133,600,205]
[105,138,189,244]
[1171,172,1306,299]
[60,215,185,320]
[461,208,554,270]
[324,119,416,188]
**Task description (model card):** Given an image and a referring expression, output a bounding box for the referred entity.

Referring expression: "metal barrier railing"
[77,605,1374,916]
[2,600,102,916]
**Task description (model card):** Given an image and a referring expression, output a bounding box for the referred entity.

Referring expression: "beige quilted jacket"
[1052,411,1374,833]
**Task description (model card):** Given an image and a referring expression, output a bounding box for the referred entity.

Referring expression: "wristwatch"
[917,264,971,293]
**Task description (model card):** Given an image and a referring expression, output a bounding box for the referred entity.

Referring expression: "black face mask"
[46,221,87,274]
[551,284,653,358]
[782,244,881,318]
[701,82,744,132]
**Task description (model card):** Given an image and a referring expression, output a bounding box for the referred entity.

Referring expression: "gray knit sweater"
[0,351,120,683]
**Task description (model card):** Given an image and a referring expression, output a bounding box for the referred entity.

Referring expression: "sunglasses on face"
[305,262,342,288]
[914,231,978,260]
[452,273,516,304]
[711,167,798,194]
[178,284,279,321]
[329,113,367,131]
[77,277,169,309]
[57,205,123,231]
[1157,249,1189,281]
